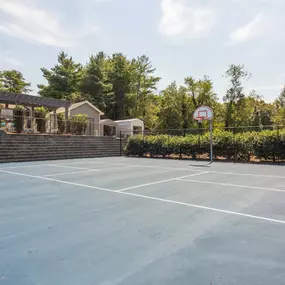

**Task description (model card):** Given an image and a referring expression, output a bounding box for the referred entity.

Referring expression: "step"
[0,150,120,154]
[0,145,121,150]
[2,137,120,142]
[0,151,120,159]
[0,150,120,158]
[0,154,121,163]
[0,141,120,146]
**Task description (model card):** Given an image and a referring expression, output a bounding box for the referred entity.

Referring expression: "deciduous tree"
[223,64,251,127]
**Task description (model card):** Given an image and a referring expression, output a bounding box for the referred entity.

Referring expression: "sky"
[0,0,284,102]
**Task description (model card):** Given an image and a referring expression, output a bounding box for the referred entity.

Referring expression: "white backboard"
[193,106,214,121]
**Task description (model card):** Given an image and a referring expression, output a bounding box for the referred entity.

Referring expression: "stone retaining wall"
[0,132,121,163]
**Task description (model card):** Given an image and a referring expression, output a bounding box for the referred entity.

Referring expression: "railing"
[0,113,100,136]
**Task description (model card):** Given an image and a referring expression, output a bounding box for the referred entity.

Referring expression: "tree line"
[1,51,285,130]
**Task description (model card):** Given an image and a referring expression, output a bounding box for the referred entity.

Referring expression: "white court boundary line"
[0,168,285,225]
[116,172,209,192]
[178,178,285,194]
[119,191,285,225]
[0,169,115,192]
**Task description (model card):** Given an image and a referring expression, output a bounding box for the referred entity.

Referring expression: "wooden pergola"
[0,91,72,133]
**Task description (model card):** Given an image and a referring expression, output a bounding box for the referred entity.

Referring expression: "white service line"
[43,170,97,177]
[65,162,285,179]
[119,191,285,225]
[132,164,197,171]
[43,165,140,177]
[210,171,285,179]
[47,164,94,171]
[0,164,50,170]
[1,168,285,225]
[178,178,285,194]
[143,165,285,179]
[58,161,130,167]
[0,169,115,192]
[116,171,209,193]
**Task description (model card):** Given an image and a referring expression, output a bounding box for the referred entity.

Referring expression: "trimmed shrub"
[253,129,285,162]
[57,113,65,134]
[13,105,25,133]
[70,114,88,135]
[0,104,4,128]
[125,129,285,162]
[35,107,49,133]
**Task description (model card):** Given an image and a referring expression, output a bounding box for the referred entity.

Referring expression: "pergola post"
[53,110,57,133]
[65,107,69,133]
[30,107,34,131]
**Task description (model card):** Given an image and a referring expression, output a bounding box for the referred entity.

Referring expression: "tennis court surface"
[1,157,285,285]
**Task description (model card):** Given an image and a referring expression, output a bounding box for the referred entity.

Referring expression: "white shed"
[115,119,144,138]
[100,119,117,136]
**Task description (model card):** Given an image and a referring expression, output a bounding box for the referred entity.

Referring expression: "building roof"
[115,119,143,123]
[56,101,104,115]
[100,119,115,123]
[0,91,71,109]
[100,119,116,126]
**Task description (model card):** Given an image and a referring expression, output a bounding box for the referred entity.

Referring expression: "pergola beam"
[0,91,71,109]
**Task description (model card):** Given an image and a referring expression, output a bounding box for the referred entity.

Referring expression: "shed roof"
[56,101,104,115]
[100,119,116,126]
[0,91,71,109]
[115,119,143,123]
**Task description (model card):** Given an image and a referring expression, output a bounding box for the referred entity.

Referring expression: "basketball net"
[197,117,205,124]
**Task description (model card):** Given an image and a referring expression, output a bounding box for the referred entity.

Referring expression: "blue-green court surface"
[1,157,285,285]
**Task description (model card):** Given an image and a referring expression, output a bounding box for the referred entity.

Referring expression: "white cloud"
[229,13,265,44]
[158,0,216,40]
[253,85,283,91]
[0,57,23,68]
[92,0,112,2]
[279,72,285,79]
[0,0,98,47]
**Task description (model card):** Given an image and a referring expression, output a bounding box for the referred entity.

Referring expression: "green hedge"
[13,105,25,133]
[35,107,49,133]
[70,114,88,135]
[125,129,285,162]
[57,113,65,134]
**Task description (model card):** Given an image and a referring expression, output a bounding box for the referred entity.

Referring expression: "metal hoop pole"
[209,120,213,164]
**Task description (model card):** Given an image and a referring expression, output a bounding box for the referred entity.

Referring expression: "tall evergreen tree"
[38,51,84,101]
[81,52,113,114]
[107,53,132,120]
[0,70,31,93]
[128,55,160,120]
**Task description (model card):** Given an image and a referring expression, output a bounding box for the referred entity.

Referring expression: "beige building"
[55,101,144,137]
[56,101,104,135]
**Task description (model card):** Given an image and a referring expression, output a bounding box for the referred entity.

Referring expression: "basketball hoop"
[193,106,214,165]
